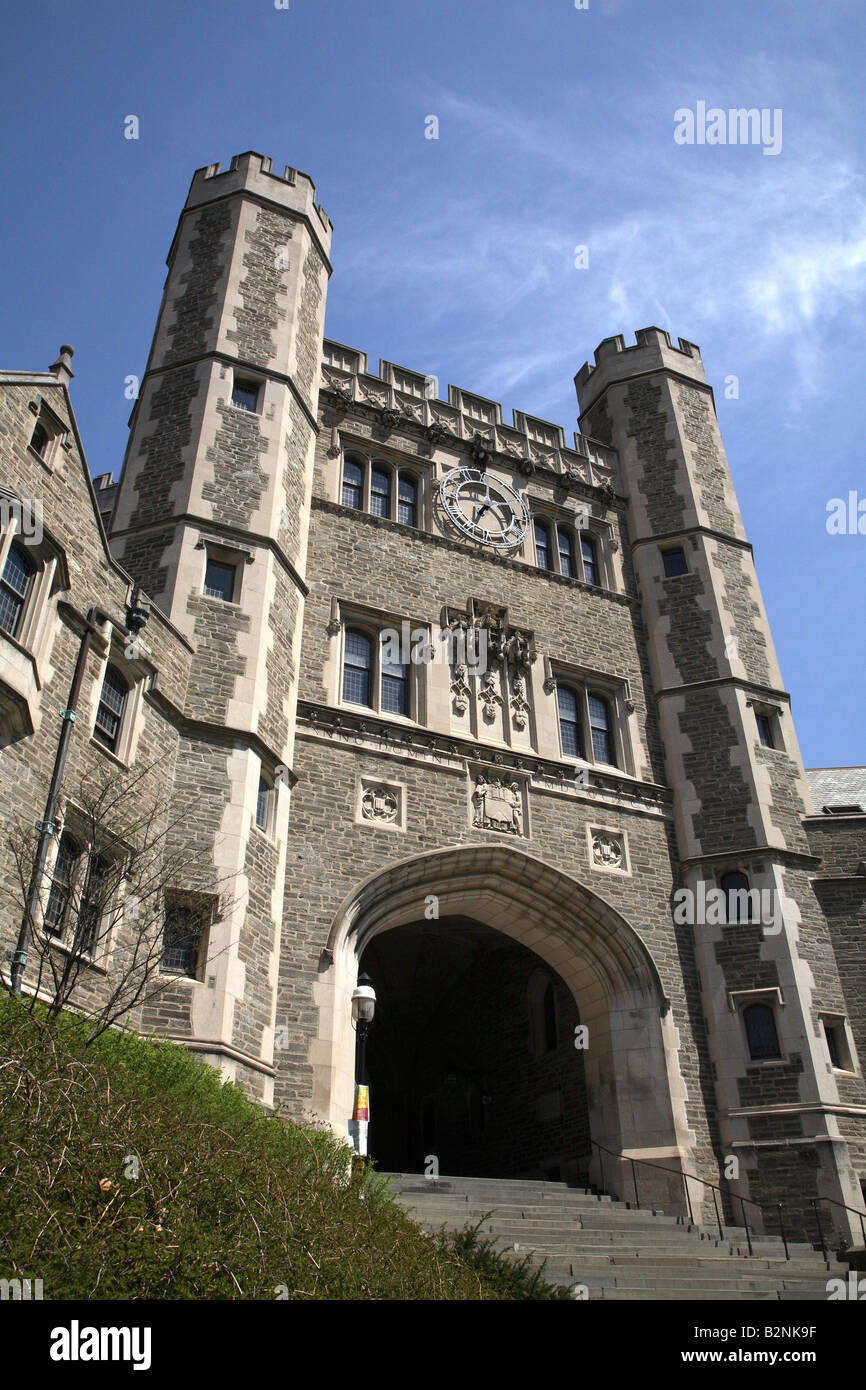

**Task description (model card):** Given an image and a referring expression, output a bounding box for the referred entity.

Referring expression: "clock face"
[439,467,529,550]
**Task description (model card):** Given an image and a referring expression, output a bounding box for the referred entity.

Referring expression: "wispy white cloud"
[333,55,866,421]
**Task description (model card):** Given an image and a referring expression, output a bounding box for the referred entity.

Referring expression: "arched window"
[743,1004,781,1061]
[557,527,575,578]
[0,543,35,638]
[557,686,583,759]
[398,473,417,527]
[370,467,391,519]
[342,629,372,706]
[580,534,598,586]
[588,693,615,766]
[94,664,128,753]
[721,870,752,922]
[342,458,364,509]
[534,521,551,570]
[380,638,409,715]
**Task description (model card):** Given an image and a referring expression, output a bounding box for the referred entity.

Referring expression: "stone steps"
[382,1172,845,1301]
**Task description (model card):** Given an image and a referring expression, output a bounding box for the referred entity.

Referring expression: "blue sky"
[1,0,863,767]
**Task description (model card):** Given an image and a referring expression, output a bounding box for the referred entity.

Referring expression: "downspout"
[9,590,149,995]
[9,608,100,994]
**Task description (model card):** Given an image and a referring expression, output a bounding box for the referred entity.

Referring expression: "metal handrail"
[812,1194,866,1251]
[588,1138,782,1259]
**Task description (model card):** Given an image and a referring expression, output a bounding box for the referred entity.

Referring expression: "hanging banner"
[353,1084,369,1123]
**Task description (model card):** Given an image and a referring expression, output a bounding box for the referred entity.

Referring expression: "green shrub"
[0,996,556,1300]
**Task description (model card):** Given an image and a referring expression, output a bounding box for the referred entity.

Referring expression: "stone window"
[553,671,629,771]
[255,772,274,835]
[161,897,211,980]
[342,457,364,509]
[821,1015,855,1072]
[0,543,35,638]
[557,526,575,577]
[397,474,418,527]
[340,622,415,720]
[588,694,614,765]
[580,533,598,586]
[0,503,66,652]
[756,714,774,747]
[29,421,50,459]
[370,467,391,518]
[93,664,128,755]
[557,685,583,759]
[533,514,604,585]
[41,827,119,960]
[340,452,422,528]
[230,376,261,413]
[661,546,688,578]
[27,402,67,468]
[720,870,753,922]
[343,628,372,705]
[743,1003,782,1061]
[43,832,81,940]
[203,556,237,602]
[534,520,551,570]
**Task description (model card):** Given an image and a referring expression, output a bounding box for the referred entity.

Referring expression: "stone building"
[1,151,864,1242]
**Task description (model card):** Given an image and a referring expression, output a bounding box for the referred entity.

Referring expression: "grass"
[0,995,568,1300]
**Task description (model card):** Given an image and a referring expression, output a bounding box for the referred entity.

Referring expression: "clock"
[438,466,530,550]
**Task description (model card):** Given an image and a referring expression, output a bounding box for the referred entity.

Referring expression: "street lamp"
[351,973,376,1162]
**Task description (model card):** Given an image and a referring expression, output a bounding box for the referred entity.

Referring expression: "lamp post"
[351,972,376,1163]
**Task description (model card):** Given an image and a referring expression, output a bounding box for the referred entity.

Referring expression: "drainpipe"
[9,609,99,994]
[9,591,149,995]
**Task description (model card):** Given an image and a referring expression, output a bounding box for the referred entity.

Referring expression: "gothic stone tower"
[109,153,332,1101]
[576,329,866,1232]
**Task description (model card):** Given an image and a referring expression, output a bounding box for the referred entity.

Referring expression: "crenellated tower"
[576,329,866,1238]
[109,152,332,1100]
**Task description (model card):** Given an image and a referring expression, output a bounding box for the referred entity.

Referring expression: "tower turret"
[576,329,866,1239]
[110,153,332,1101]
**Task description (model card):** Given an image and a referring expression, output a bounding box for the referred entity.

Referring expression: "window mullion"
[580,688,592,764]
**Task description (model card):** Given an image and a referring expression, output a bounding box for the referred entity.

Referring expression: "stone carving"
[331,383,354,410]
[361,786,399,823]
[469,431,493,465]
[472,774,523,836]
[591,831,624,869]
[479,670,503,722]
[379,406,401,432]
[503,628,536,672]
[451,662,471,714]
[426,419,448,444]
[511,671,530,730]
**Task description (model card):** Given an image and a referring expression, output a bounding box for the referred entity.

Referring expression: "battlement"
[575,326,706,414]
[321,340,618,490]
[184,151,333,253]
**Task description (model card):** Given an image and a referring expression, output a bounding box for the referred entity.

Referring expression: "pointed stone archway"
[310,844,696,1210]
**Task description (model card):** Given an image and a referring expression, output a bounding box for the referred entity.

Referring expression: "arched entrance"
[310,846,695,1209]
[361,917,590,1180]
